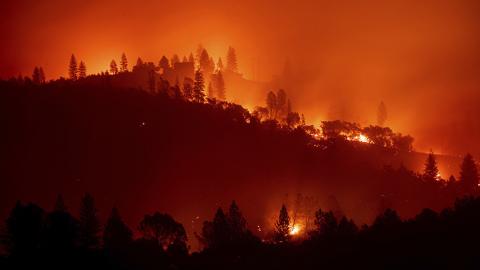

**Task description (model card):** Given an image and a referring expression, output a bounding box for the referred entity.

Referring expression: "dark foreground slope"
[0,78,465,246]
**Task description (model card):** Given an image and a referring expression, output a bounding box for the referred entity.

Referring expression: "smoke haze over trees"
[2,1,480,268]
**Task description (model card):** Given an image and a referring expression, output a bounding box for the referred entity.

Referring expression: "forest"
[1,52,479,269]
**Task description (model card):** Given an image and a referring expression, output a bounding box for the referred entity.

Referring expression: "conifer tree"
[110,60,118,74]
[274,204,290,242]
[39,67,45,83]
[32,67,41,84]
[159,56,169,71]
[46,194,77,251]
[79,193,101,249]
[78,61,87,78]
[226,46,238,73]
[103,208,132,250]
[199,49,213,75]
[69,54,78,80]
[227,201,247,237]
[135,57,144,68]
[120,53,128,72]
[193,70,205,103]
[423,151,439,182]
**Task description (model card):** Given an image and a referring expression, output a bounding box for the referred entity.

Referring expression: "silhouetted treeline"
[0,75,478,241]
[2,194,480,269]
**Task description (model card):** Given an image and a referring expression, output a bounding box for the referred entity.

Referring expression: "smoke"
[2,0,480,155]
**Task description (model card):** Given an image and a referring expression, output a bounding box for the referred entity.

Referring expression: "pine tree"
[213,208,229,246]
[46,195,77,251]
[159,56,169,71]
[226,46,238,73]
[377,101,388,126]
[69,54,78,80]
[193,70,205,103]
[78,61,87,79]
[32,67,41,84]
[274,204,290,242]
[120,53,128,72]
[39,67,45,83]
[79,193,101,249]
[459,153,479,195]
[135,57,144,68]
[103,208,132,250]
[199,49,213,75]
[110,60,118,74]
[227,201,247,238]
[423,151,439,182]
[216,71,226,100]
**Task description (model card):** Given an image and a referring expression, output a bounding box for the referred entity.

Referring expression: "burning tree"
[274,204,290,242]
[423,151,439,182]
[193,70,205,103]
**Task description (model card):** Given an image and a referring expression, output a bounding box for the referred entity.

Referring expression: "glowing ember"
[289,224,301,235]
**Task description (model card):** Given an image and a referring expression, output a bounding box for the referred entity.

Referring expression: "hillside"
[0,77,466,249]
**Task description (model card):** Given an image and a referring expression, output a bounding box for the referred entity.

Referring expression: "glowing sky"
[2,0,480,156]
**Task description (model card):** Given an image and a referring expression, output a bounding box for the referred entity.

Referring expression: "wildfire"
[357,134,369,143]
[289,224,302,236]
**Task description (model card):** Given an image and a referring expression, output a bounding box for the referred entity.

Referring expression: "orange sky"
[2,0,480,156]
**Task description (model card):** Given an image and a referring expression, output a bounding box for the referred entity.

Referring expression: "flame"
[357,134,369,143]
[289,224,301,235]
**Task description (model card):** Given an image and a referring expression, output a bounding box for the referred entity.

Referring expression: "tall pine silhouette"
[120,53,128,72]
[78,61,87,78]
[274,204,290,242]
[68,54,78,80]
[226,46,238,73]
[79,193,101,249]
[193,70,205,103]
[423,151,439,182]
[103,207,132,250]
